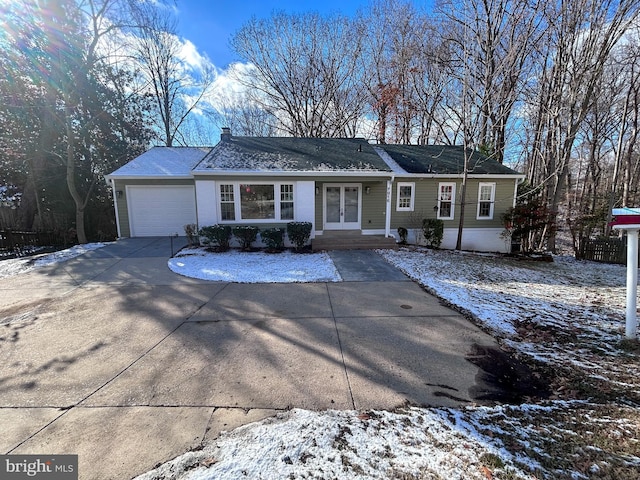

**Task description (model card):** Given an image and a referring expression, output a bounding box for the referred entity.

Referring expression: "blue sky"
[175,0,435,68]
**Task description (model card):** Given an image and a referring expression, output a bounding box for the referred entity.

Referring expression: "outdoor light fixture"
[315,187,319,195]
[116,190,123,198]
[365,186,371,194]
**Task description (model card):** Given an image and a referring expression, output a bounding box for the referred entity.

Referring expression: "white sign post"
[611,208,640,339]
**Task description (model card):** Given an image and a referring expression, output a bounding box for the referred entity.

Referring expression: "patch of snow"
[136,407,538,480]
[373,146,407,174]
[195,140,386,172]
[168,248,341,283]
[108,147,211,177]
[0,243,108,278]
[197,142,300,171]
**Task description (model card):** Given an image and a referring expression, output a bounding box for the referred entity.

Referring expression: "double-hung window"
[220,184,235,221]
[396,182,415,211]
[280,184,294,220]
[477,183,495,219]
[219,183,294,222]
[437,183,455,220]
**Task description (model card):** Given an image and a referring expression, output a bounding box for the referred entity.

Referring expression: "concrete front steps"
[312,231,398,251]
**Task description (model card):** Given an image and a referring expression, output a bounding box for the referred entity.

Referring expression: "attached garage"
[126,185,197,237]
[106,147,211,238]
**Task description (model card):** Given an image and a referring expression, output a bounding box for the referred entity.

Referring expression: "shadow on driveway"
[0,237,548,479]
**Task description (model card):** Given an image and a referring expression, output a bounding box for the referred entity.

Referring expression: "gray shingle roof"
[378,145,521,175]
[193,137,392,173]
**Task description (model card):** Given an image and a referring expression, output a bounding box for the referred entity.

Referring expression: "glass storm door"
[324,184,361,230]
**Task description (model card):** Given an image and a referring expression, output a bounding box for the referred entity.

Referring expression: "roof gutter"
[190,170,394,178]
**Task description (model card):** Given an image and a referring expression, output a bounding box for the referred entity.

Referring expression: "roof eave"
[191,170,394,177]
[392,173,526,179]
[105,174,195,181]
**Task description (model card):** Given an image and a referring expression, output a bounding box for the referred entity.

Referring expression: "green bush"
[261,227,284,250]
[198,225,232,250]
[422,218,444,248]
[287,221,312,251]
[233,225,259,250]
[397,227,408,244]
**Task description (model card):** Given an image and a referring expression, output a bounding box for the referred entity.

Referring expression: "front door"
[324,184,361,230]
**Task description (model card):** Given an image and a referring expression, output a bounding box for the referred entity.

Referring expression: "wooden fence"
[580,237,628,264]
[0,230,67,256]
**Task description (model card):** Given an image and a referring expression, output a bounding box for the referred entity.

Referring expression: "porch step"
[312,232,398,251]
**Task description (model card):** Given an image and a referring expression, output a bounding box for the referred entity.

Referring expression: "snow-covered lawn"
[0,243,107,278]
[138,246,640,480]
[379,248,638,398]
[168,247,341,282]
[2,244,637,478]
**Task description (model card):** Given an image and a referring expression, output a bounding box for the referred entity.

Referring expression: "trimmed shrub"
[261,227,284,251]
[397,227,408,244]
[184,223,198,246]
[287,221,312,251]
[233,225,259,250]
[422,218,444,248]
[199,225,232,250]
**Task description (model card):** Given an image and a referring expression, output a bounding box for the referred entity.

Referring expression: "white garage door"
[127,186,197,237]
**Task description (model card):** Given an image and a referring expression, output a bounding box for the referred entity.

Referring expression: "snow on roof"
[107,147,212,177]
[193,137,392,173]
[372,146,407,174]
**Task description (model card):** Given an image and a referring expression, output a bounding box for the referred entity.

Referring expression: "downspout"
[110,178,122,239]
[385,175,395,238]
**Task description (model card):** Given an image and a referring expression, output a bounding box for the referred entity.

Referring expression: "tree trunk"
[65,105,88,244]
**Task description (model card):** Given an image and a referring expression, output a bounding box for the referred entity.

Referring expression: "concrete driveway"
[0,238,499,479]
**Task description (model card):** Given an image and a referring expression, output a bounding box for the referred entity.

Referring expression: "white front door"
[324,184,361,230]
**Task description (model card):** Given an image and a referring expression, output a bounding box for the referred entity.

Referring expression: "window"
[477,183,495,219]
[437,183,455,220]
[240,184,275,219]
[218,183,294,222]
[396,182,415,211]
[220,184,235,221]
[281,184,294,220]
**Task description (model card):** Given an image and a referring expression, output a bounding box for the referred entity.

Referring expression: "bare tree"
[206,89,278,137]
[230,11,368,138]
[437,0,545,163]
[524,0,640,252]
[130,3,215,146]
[359,0,431,144]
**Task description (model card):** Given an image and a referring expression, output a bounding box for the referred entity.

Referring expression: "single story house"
[105,129,524,252]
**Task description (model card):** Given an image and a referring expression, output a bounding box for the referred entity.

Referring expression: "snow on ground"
[3,241,638,478]
[0,243,107,278]
[140,246,640,480]
[378,248,638,397]
[168,247,342,282]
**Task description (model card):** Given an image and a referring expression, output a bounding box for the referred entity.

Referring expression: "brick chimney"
[221,127,231,142]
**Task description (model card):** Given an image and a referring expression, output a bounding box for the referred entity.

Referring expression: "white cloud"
[178,38,210,74]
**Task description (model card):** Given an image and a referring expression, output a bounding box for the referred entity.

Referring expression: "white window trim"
[437,182,456,220]
[476,182,496,220]
[217,182,295,223]
[396,182,415,211]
